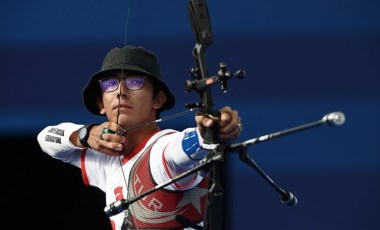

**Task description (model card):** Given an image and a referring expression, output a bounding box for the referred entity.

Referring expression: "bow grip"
[200,110,220,149]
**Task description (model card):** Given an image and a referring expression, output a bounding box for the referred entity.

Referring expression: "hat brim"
[82,66,175,116]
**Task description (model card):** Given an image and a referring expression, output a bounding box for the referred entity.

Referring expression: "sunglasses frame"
[99,76,147,92]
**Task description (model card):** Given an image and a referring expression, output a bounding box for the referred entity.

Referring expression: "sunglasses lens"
[99,76,146,92]
[125,77,145,90]
[100,78,120,92]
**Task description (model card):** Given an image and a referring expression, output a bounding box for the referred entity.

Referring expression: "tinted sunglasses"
[99,76,147,92]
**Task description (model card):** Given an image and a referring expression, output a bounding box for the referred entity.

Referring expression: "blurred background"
[1,0,379,229]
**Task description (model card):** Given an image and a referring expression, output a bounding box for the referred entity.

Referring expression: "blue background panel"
[1,0,379,229]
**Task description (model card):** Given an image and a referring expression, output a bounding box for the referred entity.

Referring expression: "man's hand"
[73,122,125,156]
[195,106,242,141]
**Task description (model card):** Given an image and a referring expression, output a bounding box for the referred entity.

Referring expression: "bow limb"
[188,0,220,148]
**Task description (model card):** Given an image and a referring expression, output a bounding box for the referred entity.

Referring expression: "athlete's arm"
[37,122,84,168]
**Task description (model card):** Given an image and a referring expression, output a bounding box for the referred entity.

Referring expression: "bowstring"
[117,0,133,226]
[116,0,131,125]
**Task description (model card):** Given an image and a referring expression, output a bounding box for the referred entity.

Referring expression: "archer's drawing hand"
[195,106,242,141]
[85,122,126,156]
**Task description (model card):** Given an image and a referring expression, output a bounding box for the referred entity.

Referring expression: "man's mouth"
[114,103,132,111]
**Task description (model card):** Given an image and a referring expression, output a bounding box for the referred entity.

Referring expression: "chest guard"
[124,145,209,229]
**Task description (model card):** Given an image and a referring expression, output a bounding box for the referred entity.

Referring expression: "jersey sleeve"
[150,128,208,190]
[80,148,112,191]
[37,122,84,168]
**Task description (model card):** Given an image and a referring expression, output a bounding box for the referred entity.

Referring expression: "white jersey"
[37,122,209,230]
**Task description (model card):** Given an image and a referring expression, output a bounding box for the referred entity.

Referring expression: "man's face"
[97,71,165,130]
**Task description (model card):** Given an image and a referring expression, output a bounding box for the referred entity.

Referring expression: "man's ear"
[97,96,106,115]
[153,91,167,109]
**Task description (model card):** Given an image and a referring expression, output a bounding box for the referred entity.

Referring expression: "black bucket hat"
[82,45,175,115]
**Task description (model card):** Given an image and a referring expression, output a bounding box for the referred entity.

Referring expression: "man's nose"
[117,80,129,97]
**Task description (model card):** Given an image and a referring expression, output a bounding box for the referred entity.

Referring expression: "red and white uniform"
[37,122,209,230]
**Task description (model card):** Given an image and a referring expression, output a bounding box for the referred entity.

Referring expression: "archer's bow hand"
[195,106,242,141]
